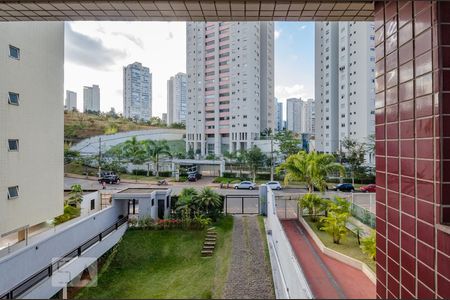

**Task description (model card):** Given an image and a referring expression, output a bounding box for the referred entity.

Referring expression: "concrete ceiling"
[0,1,375,21]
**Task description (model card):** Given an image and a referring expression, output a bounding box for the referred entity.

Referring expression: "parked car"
[360,184,376,193]
[333,183,355,192]
[187,171,202,180]
[234,181,257,190]
[266,181,282,190]
[187,173,197,182]
[98,173,120,184]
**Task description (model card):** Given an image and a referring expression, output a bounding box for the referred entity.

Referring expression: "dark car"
[333,183,355,192]
[187,174,197,182]
[98,173,120,184]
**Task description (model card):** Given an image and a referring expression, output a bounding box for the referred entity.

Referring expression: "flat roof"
[117,188,169,194]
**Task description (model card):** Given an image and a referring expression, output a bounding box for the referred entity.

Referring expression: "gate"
[224,195,260,214]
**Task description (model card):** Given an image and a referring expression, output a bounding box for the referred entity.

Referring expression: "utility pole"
[98,137,102,177]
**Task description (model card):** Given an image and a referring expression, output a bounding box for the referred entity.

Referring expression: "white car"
[234,181,257,190]
[266,181,282,190]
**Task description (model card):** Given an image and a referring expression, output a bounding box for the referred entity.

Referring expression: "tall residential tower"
[65,90,77,111]
[186,21,274,156]
[167,72,187,125]
[83,85,100,113]
[123,62,152,121]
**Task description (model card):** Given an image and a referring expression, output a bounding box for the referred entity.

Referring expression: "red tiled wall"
[375,1,450,298]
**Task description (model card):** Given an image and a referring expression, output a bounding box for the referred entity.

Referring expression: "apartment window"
[8,92,19,105]
[9,45,20,59]
[90,199,95,210]
[8,139,19,151]
[7,186,19,199]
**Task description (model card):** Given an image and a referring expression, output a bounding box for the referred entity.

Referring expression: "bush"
[53,205,80,225]
[360,230,376,260]
[158,171,172,177]
[256,173,271,180]
[131,169,151,176]
[222,172,235,178]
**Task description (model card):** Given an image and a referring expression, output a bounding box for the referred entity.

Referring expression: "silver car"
[266,181,282,190]
[234,181,257,190]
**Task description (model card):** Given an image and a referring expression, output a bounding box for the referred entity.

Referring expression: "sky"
[64,21,314,119]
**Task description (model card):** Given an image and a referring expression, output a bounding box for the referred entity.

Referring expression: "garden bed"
[303,216,376,272]
[75,216,233,299]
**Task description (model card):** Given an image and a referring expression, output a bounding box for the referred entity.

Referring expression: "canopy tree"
[122,136,146,180]
[143,140,172,177]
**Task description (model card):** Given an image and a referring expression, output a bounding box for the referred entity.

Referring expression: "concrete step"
[205,237,216,241]
[204,241,216,246]
[201,250,213,256]
[203,245,215,250]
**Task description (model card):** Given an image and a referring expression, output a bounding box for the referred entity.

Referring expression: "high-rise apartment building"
[65,90,77,111]
[305,98,315,134]
[0,22,64,238]
[83,84,100,113]
[123,62,152,121]
[315,21,375,156]
[286,98,303,134]
[275,100,283,132]
[186,21,274,156]
[167,72,187,125]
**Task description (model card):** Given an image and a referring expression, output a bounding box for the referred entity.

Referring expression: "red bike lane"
[281,219,376,299]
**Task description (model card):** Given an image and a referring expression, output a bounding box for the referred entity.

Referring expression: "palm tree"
[320,211,349,244]
[122,136,146,181]
[143,140,172,177]
[223,151,237,175]
[299,193,324,222]
[66,184,83,207]
[195,187,222,212]
[276,151,345,193]
[245,146,267,182]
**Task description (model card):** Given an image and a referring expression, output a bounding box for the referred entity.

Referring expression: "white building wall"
[167,72,187,125]
[0,22,64,236]
[123,62,152,121]
[286,98,303,134]
[275,100,283,132]
[83,85,100,113]
[65,90,77,111]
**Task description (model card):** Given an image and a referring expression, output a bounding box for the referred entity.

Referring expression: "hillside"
[64,111,166,142]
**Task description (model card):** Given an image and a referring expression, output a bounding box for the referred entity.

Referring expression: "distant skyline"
[64,21,314,119]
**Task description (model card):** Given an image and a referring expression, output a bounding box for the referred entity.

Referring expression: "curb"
[299,217,376,285]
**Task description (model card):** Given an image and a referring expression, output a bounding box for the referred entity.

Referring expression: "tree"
[320,211,349,244]
[143,140,172,177]
[64,148,80,165]
[360,230,376,260]
[170,122,186,129]
[261,128,275,180]
[122,136,146,180]
[245,146,267,182]
[187,148,195,159]
[341,137,366,185]
[236,149,247,177]
[274,130,301,157]
[276,151,345,193]
[195,187,222,212]
[299,193,324,222]
[223,151,237,175]
[66,184,83,207]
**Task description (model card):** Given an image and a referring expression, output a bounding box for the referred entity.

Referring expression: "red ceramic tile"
[416,159,434,181]
[417,199,434,226]
[387,273,400,298]
[388,256,400,280]
[401,250,416,275]
[400,158,414,177]
[388,241,400,262]
[439,2,450,22]
[376,125,386,141]
[415,73,433,97]
[401,213,416,236]
[399,60,413,83]
[377,282,387,300]
[387,156,399,173]
[375,75,385,93]
[443,161,450,182]
[415,29,432,56]
[416,94,433,117]
[443,138,450,159]
[378,186,387,203]
[415,6,432,36]
[376,108,386,124]
[386,50,398,71]
[376,43,385,61]
[388,190,399,209]
[443,46,450,68]
[401,194,415,216]
[377,229,387,252]
[415,51,432,77]
[417,220,435,247]
[441,93,450,114]
[376,26,384,46]
[417,280,435,299]
[442,24,450,46]
[437,252,450,278]
[435,116,441,138]
[386,87,398,106]
[399,2,412,28]
[399,100,413,120]
[386,15,398,38]
[417,179,434,203]
[401,176,415,197]
[388,208,400,227]
[376,60,385,78]
[400,267,415,295]
[387,140,399,157]
[377,201,387,220]
[401,139,414,157]
[387,123,399,139]
[377,171,386,188]
[442,207,450,224]
[437,229,450,261]
[385,1,397,20]
[400,120,414,139]
[416,117,433,138]
[442,184,450,205]
[418,240,435,269]
[443,116,450,137]
[443,70,450,92]
[377,264,387,287]
[401,286,415,299]
[386,69,398,90]
[401,232,416,258]
[434,70,440,94]
[376,91,385,108]
[399,80,414,102]
[386,34,398,55]
[399,40,413,65]
[418,261,435,290]
[437,275,450,299]
[416,139,433,159]
[399,22,412,47]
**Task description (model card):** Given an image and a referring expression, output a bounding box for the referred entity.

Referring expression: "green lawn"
[304,217,376,272]
[75,217,234,299]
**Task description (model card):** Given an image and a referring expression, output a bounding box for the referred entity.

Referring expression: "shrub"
[320,211,349,244]
[222,172,235,178]
[360,230,376,260]
[256,173,271,180]
[158,171,172,177]
[53,205,80,225]
[299,193,324,222]
[131,169,150,176]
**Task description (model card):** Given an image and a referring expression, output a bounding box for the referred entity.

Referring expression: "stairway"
[201,227,217,257]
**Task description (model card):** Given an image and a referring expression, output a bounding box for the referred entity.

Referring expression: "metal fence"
[274,192,376,229]
[224,195,260,214]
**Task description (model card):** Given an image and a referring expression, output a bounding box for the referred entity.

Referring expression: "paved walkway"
[223,215,274,299]
[281,219,375,299]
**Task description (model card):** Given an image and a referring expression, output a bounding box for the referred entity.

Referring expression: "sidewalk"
[281,219,375,299]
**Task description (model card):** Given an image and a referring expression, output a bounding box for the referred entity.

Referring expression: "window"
[9,45,20,59]
[8,139,19,151]
[8,92,19,105]
[7,186,19,199]
[90,199,95,210]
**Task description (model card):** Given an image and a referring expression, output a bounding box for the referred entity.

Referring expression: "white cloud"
[275,84,308,100]
[274,29,281,40]
[299,25,307,30]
